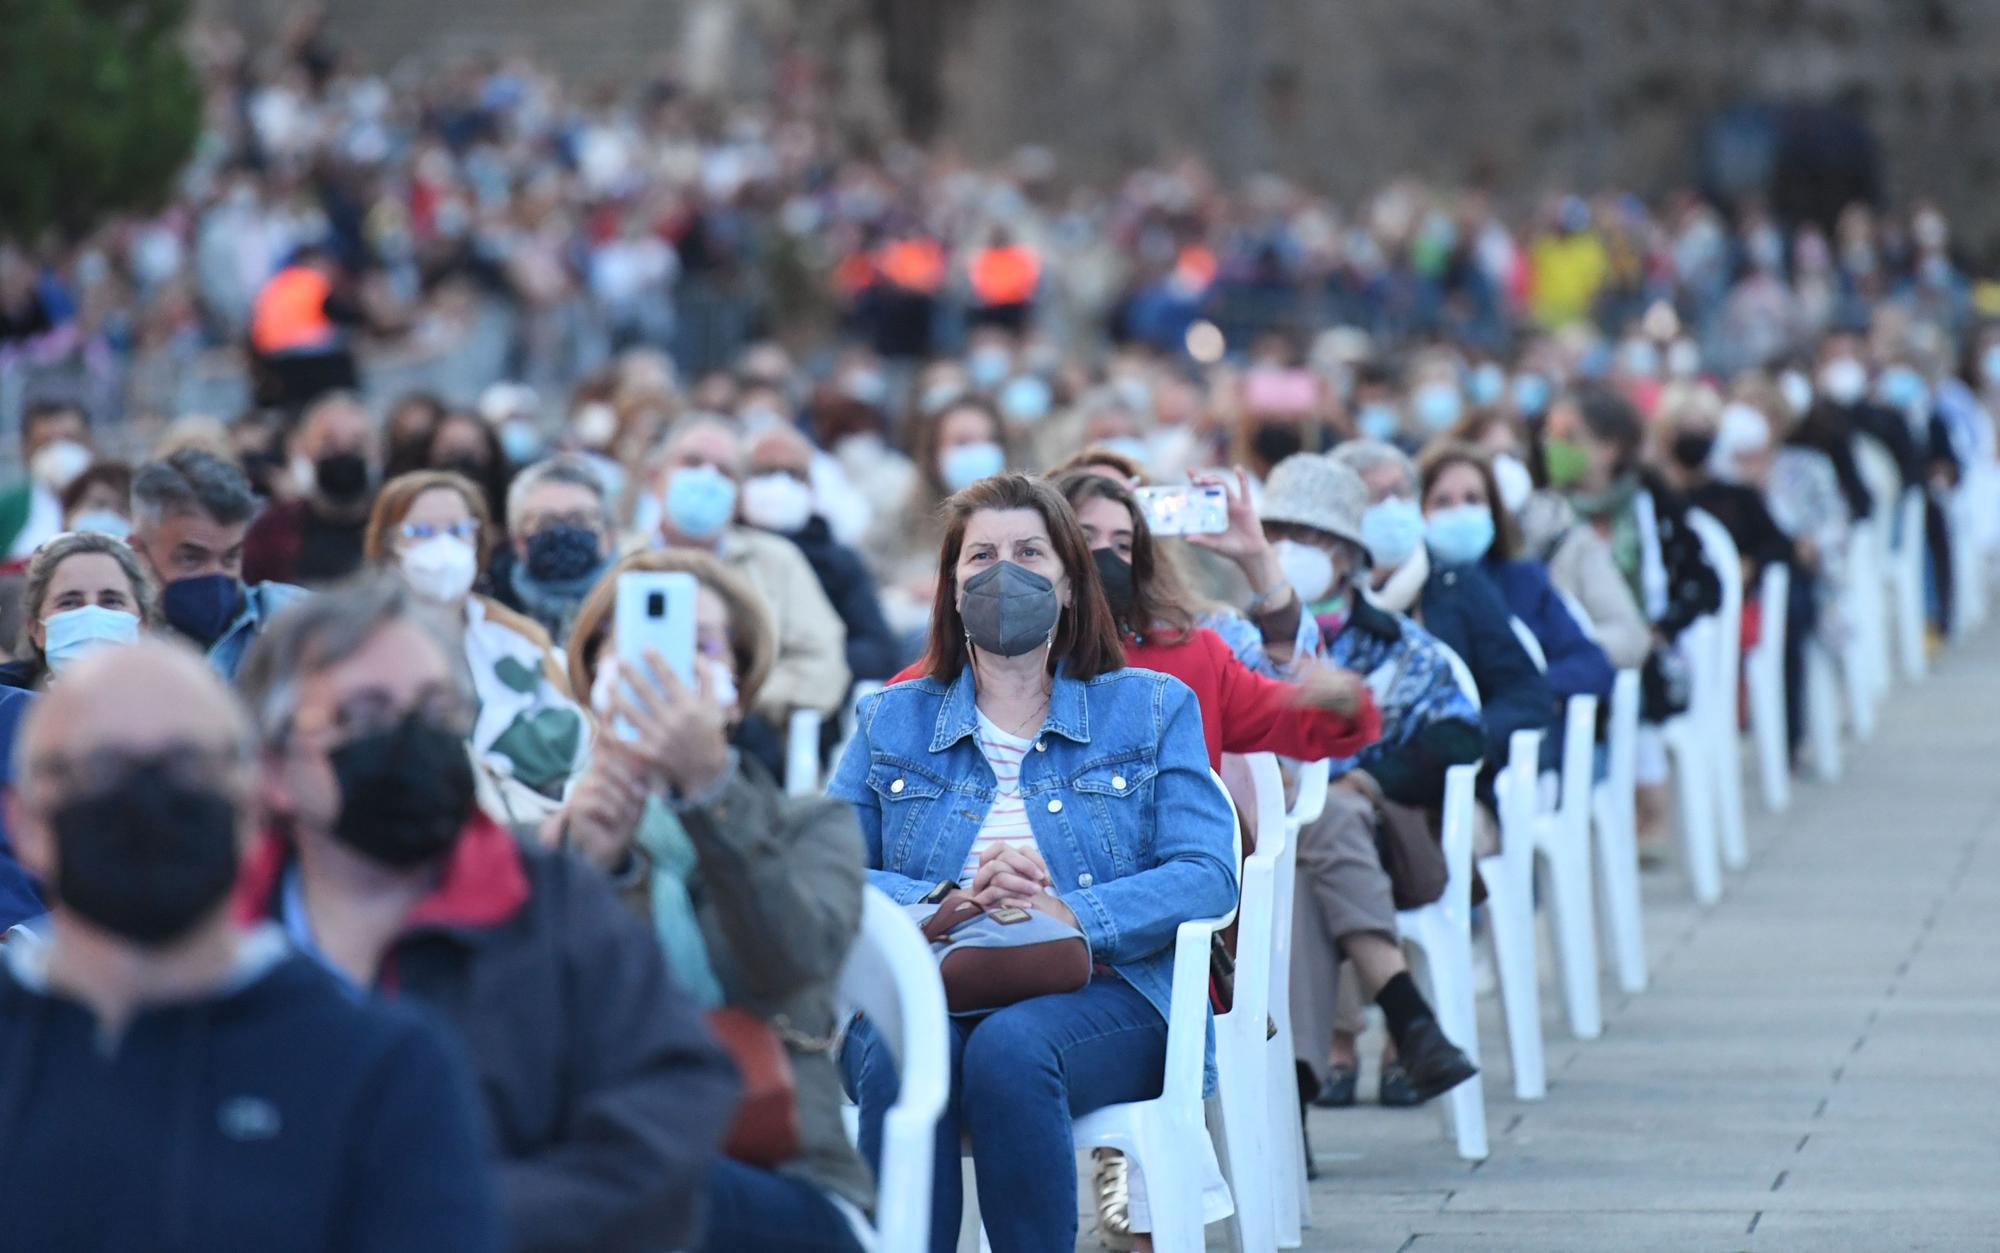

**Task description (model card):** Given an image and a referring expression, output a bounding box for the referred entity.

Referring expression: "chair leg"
[1136,1118,1213,1253]
[1808,644,1844,783]
[1592,785,1649,994]
[1414,924,1489,1160]
[1545,846,1603,1040]
[1713,728,1749,873]
[1480,861,1547,1100]
[1667,733,1722,905]
[1749,658,1790,814]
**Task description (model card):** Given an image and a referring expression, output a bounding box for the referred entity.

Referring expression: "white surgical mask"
[1779,370,1814,418]
[1275,539,1336,603]
[400,535,478,604]
[29,440,92,493]
[739,472,814,534]
[1818,358,1868,408]
[43,604,140,673]
[68,510,131,539]
[940,442,1005,492]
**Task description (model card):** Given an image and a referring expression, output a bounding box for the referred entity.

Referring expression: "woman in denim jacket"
[830,473,1238,1253]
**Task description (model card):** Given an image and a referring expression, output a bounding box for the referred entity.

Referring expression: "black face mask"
[52,762,240,947]
[315,451,371,502]
[523,524,605,584]
[1670,432,1717,471]
[327,712,476,868]
[1092,546,1137,625]
[1250,422,1305,466]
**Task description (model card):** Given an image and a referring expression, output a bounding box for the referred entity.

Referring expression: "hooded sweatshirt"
[0,926,502,1253]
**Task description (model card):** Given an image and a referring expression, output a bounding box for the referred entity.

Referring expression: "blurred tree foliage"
[0,0,201,244]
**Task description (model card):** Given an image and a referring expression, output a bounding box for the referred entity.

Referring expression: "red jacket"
[890,626,1381,770]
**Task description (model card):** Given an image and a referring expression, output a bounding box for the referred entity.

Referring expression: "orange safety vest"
[875,238,946,295]
[969,244,1040,306]
[251,266,336,354]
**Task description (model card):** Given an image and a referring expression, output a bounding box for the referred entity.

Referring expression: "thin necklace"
[972,649,1052,739]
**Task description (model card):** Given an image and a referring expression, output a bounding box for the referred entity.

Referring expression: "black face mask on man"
[959,560,1062,658]
[326,711,477,868]
[52,760,240,947]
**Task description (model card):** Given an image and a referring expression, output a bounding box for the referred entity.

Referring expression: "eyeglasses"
[31,742,243,800]
[399,520,480,544]
[525,512,605,535]
[289,683,473,749]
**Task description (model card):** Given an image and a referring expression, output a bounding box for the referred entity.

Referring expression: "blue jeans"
[698,1157,865,1252]
[840,976,1168,1253]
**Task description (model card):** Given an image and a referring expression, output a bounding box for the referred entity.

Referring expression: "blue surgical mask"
[1468,363,1507,407]
[664,466,739,539]
[1512,373,1552,416]
[968,346,1012,390]
[162,574,243,647]
[44,605,140,672]
[68,510,131,539]
[499,422,544,466]
[940,442,1006,493]
[1981,345,2000,388]
[1876,365,1928,416]
[1413,383,1463,432]
[1361,496,1426,568]
[1426,504,1496,566]
[998,374,1053,423]
[1357,403,1401,442]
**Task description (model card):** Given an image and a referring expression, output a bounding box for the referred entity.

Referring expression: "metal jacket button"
[1047,798,1063,814]
[1112,774,1126,790]
[890,778,905,794]
[1077,872,1094,887]
[1034,740,1046,752]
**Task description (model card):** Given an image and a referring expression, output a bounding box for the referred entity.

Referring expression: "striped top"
[961,711,1043,885]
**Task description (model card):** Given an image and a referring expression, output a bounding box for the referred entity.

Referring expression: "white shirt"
[961,711,1042,885]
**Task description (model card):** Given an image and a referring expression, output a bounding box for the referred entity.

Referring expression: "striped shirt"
[962,712,1043,885]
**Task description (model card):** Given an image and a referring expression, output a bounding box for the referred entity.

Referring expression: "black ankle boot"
[1388,1015,1478,1104]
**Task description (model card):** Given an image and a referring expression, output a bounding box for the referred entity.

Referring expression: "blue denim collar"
[928,660,1092,753]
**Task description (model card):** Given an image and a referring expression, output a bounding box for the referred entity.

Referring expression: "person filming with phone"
[555,549,875,1253]
[828,472,1239,1253]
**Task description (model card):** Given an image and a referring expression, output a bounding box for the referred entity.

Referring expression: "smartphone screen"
[611,571,698,741]
[1135,484,1229,536]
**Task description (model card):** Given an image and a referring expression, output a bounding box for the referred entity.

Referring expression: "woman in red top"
[887,472,1381,769]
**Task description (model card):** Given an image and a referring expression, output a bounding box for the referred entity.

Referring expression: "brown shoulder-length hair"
[566,549,777,718]
[1415,442,1521,561]
[921,473,1125,683]
[911,395,1011,505]
[362,470,498,569]
[1052,471,1195,643]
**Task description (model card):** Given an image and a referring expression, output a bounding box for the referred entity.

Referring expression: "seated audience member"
[383,390,448,480]
[490,455,618,645]
[0,532,152,691]
[560,549,874,1252]
[363,471,589,830]
[242,392,380,588]
[743,425,905,683]
[129,449,308,680]
[1461,410,1652,671]
[0,687,40,929]
[1541,387,1724,855]
[1258,454,1483,1110]
[419,407,516,544]
[1330,440,1555,775]
[1418,444,1614,708]
[58,460,134,537]
[649,416,851,720]
[830,474,1238,1253]
[0,641,502,1253]
[233,574,737,1253]
[0,400,94,560]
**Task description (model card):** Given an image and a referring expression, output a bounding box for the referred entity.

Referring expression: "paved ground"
[1282,624,2000,1252]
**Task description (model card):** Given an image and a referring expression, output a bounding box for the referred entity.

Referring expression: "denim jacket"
[827,663,1238,1090]
[208,581,310,681]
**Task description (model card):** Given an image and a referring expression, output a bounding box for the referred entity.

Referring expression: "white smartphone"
[611,571,698,741]
[1134,483,1229,536]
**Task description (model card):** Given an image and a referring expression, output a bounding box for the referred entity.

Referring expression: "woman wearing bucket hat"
[1257,452,1485,1112]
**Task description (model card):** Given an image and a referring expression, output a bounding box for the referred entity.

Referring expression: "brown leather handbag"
[706,1007,801,1167]
[911,890,1093,1015]
[1370,795,1449,911]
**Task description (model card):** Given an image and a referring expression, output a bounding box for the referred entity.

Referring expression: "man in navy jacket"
[0,642,501,1252]
[0,687,41,930]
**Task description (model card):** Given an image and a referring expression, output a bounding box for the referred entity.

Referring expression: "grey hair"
[505,454,615,532]
[1328,439,1420,499]
[235,571,468,746]
[17,531,157,669]
[131,448,259,531]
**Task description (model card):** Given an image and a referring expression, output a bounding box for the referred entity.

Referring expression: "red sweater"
[889,626,1381,770]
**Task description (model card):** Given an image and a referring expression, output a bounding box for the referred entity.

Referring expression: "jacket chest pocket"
[1067,759,1160,876]
[866,761,947,870]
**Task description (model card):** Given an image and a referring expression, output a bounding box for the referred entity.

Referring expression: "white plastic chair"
[1055,774,1244,1253]
[1686,510,1749,874]
[1745,562,1792,814]
[1593,669,1648,993]
[1272,757,1327,1250]
[1212,753,1287,1253]
[785,708,825,796]
[1478,727,1550,1099]
[1848,437,1901,721]
[1396,762,1489,1160]
[1803,638,1845,783]
[1891,487,1929,683]
[1659,616,1723,905]
[1950,483,1987,638]
[836,888,952,1253]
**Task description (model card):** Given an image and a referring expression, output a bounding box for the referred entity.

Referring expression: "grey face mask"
[959,560,1061,658]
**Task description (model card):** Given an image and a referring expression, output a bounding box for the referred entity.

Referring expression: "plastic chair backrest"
[1439,763,1480,912]
[1556,587,1601,642]
[1288,757,1331,828]
[785,709,825,797]
[1440,643,1483,709]
[1152,773,1245,1107]
[1510,616,1550,673]
[1755,562,1790,663]
[836,889,950,1253]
